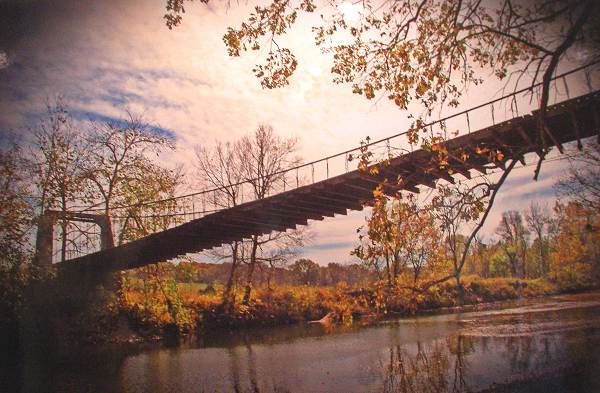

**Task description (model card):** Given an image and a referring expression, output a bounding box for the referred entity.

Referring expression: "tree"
[167,0,599,160]
[195,125,307,305]
[114,160,184,245]
[82,113,186,321]
[431,181,490,293]
[323,262,346,285]
[549,201,600,287]
[555,142,600,214]
[84,112,177,246]
[353,190,399,287]
[464,236,490,278]
[354,192,445,296]
[496,210,529,278]
[28,102,180,261]
[487,245,512,278]
[0,146,35,334]
[195,140,245,308]
[291,258,320,285]
[256,227,310,289]
[237,125,303,304]
[31,99,90,261]
[525,202,551,277]
[429,157,517,294]
[0,145,32,268]
[393,196,444,294]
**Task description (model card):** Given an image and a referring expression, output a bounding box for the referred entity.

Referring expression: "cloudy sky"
[0,0,594,264]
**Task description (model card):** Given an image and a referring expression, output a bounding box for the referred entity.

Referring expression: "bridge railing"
[52,62,600,263]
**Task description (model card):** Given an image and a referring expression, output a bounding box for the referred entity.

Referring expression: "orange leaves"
[355,190,445,291]
[475,145,489,155]
[425,136,450,170]
[407,118,426,145]
[352,136,375,173]
[475,144,505,164]
[222,0,301,87]
[299,0,316,12]
[415,79,431,97]
[364,83,376,99]
[167,0,570,129]
[223,27,243,57]
[253,48,298,89]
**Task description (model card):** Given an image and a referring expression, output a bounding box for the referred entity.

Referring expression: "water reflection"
[7,292,600,392]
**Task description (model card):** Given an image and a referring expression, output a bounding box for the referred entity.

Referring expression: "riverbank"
[118,274,600,343]
[8,291,600,393]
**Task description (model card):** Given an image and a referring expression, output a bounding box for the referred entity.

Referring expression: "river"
[11,291,600,392]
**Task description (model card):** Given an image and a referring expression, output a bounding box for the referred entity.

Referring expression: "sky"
[0,0,595,265]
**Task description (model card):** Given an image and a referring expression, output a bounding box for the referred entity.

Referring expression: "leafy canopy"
[166,0,598,117]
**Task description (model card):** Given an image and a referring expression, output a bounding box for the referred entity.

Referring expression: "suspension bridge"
[42,67,600,276]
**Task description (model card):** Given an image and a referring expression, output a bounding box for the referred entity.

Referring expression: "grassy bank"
[118,274,599,340]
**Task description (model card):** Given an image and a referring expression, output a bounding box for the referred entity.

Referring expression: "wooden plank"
[280,191,350,213]
[426,168,455,184]
[325,183,377,200]
[272,202,336,218]
[286,198,348,216]
[263,206,324,222]
[295,193,361,212]
[447,161,471,179]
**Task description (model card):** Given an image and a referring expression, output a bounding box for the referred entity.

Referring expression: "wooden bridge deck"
[57,92,600,274]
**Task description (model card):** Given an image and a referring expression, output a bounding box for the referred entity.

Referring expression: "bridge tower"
[33,210,114,266]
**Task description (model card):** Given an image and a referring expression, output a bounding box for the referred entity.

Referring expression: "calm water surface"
[13,292,600,392]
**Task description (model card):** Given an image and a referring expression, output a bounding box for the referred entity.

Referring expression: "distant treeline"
[128,260,374,288]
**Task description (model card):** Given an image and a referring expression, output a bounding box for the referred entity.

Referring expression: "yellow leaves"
[372,184,385,199]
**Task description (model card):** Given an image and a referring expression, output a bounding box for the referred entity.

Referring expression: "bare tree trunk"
[60,194,67,262]
[455,271,465,305]
[222,241,239,311]
[385,253,392,287]
[242,235,259,305]
[60,218,67,262]
[392,252,399,280]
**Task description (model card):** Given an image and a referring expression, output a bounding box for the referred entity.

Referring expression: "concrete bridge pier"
[26,211,120,349]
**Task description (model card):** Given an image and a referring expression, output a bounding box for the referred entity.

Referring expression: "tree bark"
[242,235,259,305]
[222,241,239,311]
